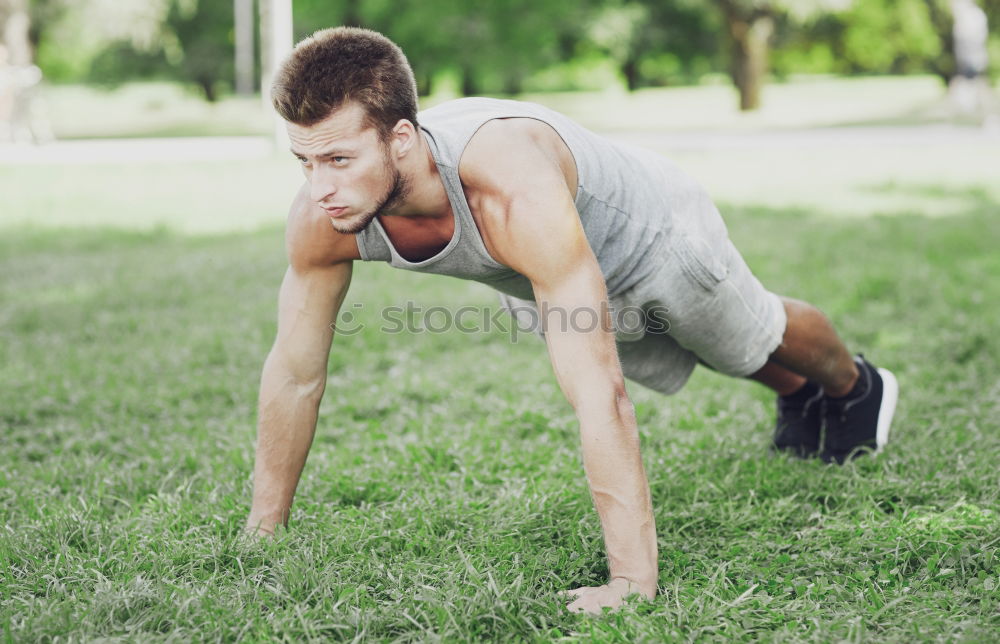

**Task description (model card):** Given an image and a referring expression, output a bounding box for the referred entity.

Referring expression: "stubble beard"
[330,164,411,236]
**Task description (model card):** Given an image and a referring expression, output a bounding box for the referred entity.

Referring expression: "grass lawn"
[39,83,273,140]
[2,87,1000,640]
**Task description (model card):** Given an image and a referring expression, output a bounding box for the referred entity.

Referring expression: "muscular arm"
[246,187,356,535]
[462,121,657,612]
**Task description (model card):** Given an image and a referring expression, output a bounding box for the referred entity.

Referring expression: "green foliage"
[163,0,235,101]
[292,0,598,95]
[583,0,721,90]
[86,42,170,87]
[20,0,1000,103]
[841,0,942,73]
[25,0,231,100]
[29,0,172,83]
[772,0,966,79]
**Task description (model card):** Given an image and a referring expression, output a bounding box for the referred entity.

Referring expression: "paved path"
[0,136,273,165]
[610,123,1000,150]
[0,125,997,165]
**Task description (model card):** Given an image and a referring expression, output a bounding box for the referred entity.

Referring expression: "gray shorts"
[497,206,786,395]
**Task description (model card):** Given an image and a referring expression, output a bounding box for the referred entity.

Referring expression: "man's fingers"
[560,586,592,599]
[562,584,633,615]
[563,585,609,615]
[567,594,607,615]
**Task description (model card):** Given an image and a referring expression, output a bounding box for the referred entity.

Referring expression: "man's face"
[287,102,408,235]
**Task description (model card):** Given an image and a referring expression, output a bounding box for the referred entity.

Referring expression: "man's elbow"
[613,385,636,424]
[291,374,327,401]
[263,350,328,401]
[571,378,635,426]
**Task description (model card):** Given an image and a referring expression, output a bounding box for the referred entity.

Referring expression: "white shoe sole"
[874,367,898,452]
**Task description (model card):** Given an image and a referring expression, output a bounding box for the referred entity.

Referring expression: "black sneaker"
[772,380,824,458]
[820,355,899,464]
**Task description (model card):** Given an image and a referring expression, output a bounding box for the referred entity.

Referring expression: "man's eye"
[297,157,310,165]
[332,156,348,165]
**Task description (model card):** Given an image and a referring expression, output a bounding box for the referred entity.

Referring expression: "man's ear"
[390,119,416,158]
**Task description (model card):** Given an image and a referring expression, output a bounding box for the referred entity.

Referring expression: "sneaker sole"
[874,367,898,452]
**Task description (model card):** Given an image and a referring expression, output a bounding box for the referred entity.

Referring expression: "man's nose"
[310,166,338,204]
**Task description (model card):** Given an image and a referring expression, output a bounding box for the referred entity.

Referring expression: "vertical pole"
[2,0,31,66]
[260,0,294,150]
[234,0,255,95]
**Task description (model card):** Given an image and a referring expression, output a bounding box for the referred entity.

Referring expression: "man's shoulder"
[459,118,559,187]
[459,116,576,202]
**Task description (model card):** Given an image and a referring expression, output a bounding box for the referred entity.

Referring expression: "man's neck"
[382,131,451,221]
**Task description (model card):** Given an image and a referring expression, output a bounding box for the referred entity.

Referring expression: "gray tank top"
[354,97,715,304]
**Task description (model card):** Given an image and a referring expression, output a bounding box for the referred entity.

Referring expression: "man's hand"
[563,577,655,614]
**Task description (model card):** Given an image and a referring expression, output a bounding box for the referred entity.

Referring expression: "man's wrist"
[609,575,657,598]
[245,507,287,535]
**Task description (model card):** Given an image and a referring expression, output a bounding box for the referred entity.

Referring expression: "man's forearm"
[577,394,658,594]
[246,354,325,534]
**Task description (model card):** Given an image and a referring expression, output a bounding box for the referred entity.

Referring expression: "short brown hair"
[271,27,419,140]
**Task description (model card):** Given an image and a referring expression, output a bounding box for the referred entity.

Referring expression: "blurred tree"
[587,0,719,90]
[840,0,941,73]
[710,0,851,110]
[30,0,171,82]
[925,0,959,80]
[166,0,234,101]
[291,0,596,96]
[383,0,593,96]
[25,0,240,100]
[772,0,997,82]
[587,1,654,90]
[373,0,469,95]
[22,0,995,106]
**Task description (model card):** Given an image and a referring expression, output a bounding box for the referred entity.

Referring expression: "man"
[953,0,989,81]
[245,27,899,614]
[949,0,992,118]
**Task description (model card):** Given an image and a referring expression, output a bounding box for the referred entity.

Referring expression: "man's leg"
[745,297,897,462]
[747,360,806,396]
[615,198,896,461]
[747,297,858,397]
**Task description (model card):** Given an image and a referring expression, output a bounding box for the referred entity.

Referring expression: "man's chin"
[330,211,377,235]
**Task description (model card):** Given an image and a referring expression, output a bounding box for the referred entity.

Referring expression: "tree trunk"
[199,77,218,102]
[416,70,432,97]
[622,57,640,92]
[727,13,774,111]
[342,0,362,28]
[502,70,523,95]
[925,0,957,84]
[460,63,478,96]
